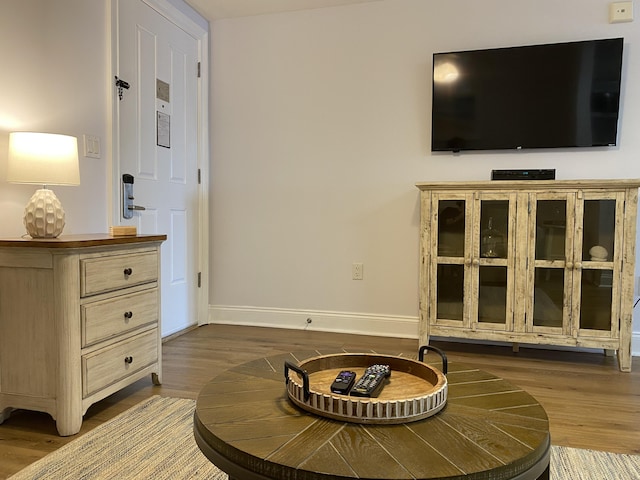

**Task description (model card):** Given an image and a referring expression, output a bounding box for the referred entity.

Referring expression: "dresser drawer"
[80,251,157,297]
[82,329,158,397]
[81,289,158,347]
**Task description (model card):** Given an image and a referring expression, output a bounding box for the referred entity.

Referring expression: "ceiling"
[184,0,382,20]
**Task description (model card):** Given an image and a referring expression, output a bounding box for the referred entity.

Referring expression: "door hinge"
[198,272,202,288]
[197,61,201,78]
[198,168,201,184]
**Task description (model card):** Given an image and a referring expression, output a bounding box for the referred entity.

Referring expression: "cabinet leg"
[56,415,83,436]
[0,407,14,424]
[152,372,162,385]
[618,351,632,372]
[512,343,520,353]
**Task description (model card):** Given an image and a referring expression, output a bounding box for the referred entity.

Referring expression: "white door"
[116,0,200,336]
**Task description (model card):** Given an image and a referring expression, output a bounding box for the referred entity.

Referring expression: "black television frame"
[431,38,624,153]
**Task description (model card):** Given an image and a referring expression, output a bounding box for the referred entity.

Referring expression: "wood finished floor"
[1,324,639,478]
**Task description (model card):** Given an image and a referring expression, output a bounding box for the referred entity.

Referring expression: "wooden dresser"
[0,234,166,435]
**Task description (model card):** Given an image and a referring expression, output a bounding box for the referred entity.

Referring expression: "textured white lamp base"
[23,188,66,238]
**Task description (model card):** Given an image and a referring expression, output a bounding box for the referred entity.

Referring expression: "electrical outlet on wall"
[352,263,363,280]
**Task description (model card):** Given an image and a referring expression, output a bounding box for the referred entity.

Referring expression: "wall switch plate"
[609,1,633,23]
[83,134,101,158]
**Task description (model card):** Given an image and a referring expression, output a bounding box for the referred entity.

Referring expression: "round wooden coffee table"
[194,350,550,480]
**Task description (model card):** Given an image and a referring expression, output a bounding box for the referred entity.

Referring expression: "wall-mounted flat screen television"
[431,38,624,152]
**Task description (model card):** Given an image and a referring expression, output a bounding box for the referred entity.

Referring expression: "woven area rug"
[9,397,225,480]
[9,396,640,479]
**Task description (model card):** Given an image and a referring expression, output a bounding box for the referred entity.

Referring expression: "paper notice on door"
[157,111,170,148]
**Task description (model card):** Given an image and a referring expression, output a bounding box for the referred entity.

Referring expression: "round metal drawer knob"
[124,311,133,319]
[123,268,133,276]
[124,356,134,364]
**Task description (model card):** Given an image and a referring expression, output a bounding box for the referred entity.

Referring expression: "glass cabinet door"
[430,192,515,331]
[529,194,574,335]
[528,191,623,338]
[432,194,469,324]
[471,195,515,331]
[572,192,623,336]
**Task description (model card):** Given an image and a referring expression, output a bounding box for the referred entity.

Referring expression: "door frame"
[109,0,210,329]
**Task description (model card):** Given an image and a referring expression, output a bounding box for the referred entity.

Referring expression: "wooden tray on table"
[284,346,447,424]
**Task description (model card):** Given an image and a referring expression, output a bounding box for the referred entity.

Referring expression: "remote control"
[350,364,391,398]
[330,370,357,395]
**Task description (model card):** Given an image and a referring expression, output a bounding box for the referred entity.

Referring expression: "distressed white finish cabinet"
[0,234,166,435]
[416,180,640,372]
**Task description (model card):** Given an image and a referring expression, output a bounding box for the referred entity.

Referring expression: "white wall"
[0,0,110,237]
[209,0,640,353]
[0,0,206,238]
[2,0,639,353]
[0,0,207,338]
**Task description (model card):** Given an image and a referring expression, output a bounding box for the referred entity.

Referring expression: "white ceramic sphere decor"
[589,245,608,262]
[23,188,66,238]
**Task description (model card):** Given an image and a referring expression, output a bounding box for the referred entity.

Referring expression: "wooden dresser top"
[0,234,167,249]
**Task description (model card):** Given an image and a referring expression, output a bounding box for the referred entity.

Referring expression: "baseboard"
[207,305,419,339]
[161,324,199,343]
[207,305,640,358]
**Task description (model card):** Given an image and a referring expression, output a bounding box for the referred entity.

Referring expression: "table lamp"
[7,132,80,238]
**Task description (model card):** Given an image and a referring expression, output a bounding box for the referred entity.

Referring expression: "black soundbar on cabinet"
[491,169,556,181]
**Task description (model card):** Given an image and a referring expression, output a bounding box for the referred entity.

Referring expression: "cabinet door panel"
[479,201,509,259]
[478,266,507,324]
[581,199,616,263]
[535,200,567,261]
[574,192,624,337]
[436,264,464,321]
[532,268,565,329]
[470,194,516,330]
[579,269,614,332]
[436,198,467,258]
[431,193,472,327]
[528,193,574,335]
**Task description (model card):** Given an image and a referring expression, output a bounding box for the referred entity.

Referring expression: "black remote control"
[330,370,357,394]
[350,364,391,398]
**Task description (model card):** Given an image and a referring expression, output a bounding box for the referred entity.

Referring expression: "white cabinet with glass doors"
[417,180,640,372]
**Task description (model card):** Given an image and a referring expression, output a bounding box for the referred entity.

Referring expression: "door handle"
[122,174,146,218]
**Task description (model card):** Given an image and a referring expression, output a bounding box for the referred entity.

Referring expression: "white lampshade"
[7,132,80,185]
[7,132,80,238]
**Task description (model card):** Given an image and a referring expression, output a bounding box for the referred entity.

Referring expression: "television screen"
[431,38,624,152]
